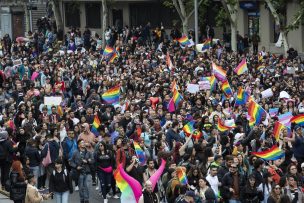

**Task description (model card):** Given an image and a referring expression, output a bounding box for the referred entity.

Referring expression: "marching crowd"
[0,20,304,203]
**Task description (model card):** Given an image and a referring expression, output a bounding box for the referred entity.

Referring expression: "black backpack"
[0,141,8,160]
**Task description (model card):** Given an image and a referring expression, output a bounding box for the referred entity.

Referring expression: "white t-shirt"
[206,174,219,196]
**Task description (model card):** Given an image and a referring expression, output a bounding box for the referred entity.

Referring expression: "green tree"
[265,0,304,55]
[163,0,209,35]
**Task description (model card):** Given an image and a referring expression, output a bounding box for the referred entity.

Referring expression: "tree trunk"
[282,31,289,55]
[231,23,237,52]
[102,0,108,48]
[182,18,189,35]
[51,0,63,31]
[24,3,30,33]
[265,0,289,56]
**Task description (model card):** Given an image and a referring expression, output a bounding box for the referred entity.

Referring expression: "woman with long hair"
[267,184,282,203]
[195,177,216,202]
[9,160,27,203]
[187,166,202,189]
[240,175,263,203]
[258,171,273,203]
[94,141,115,203]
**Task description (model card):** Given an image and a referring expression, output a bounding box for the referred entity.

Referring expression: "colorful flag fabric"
[212,62,227,81]
[273,122,285,141]
[269,108,279,117]
[114,164,142,203]
[217,119,234,132]
[57,105,63,117]
[109,51,118,63]
[248,100,267,126]
[257,65,265,71]
[221,80,233,97]
[291,114,304,126]
[202,76,217,91]
[278,112,293,127]
[166,52,174,70]
[252,146,285,161]
[171,78,179,92]
[133,142,146,166]
[167,98,175,113]
[183,121,195,135]
[234,58,248,75]
[258,53,263,62]
[102,86,120,104]
[91,115,101,136]
[173,89,183,107]
[201,38,212,52]
[177,36,191,46]
[176,167,188,185]
[103,46,115,56]
[235,87,248,106]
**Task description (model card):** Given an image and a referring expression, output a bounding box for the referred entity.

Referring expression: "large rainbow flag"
[248,100,267,126]
[177,36,191,46]
[252,146,285,161]
[102,86,120,104]
[234,58,248,75]
[235,87,248,106]
[212,62,227,81]
[91,115,101,136]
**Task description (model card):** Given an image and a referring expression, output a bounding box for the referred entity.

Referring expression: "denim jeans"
[78,174,89,201]
[97,170,112,198]
[54,191,69,203]
[229,200,241,203]
[29,166,40,187]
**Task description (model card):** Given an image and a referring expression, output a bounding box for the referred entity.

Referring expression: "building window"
[85,3,101,28]
[65,3,80,28]
[248,13,259,38]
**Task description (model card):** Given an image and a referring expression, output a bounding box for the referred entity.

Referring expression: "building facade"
[0,0,47,39]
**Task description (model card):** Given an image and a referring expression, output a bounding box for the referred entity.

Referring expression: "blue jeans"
[29,166,39,187]
[54,191,69,203]
[97,170,112,198]
[229,200,241,203]
[78,174,89,201]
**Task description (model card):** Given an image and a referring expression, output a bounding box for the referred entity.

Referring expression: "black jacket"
[49,169,73,193]
[221,172,246,200]
[41,140,60,163]
[9,171,27,201]
[25,146,41,167]
[240,185,263,203]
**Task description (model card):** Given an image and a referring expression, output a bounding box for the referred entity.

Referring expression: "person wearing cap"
[221,162,246,203]
[25,173,51,203]
[49,159,73,203]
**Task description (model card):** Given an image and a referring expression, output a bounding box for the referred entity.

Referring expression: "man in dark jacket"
[166,121,181,149]
[221,163,246,203]
[0,130,18,189]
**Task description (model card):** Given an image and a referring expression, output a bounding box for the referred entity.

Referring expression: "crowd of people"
[0,19,303,203]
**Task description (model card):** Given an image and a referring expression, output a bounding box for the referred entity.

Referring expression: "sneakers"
[95,186,99,191]
[113,194,120,199]
[106,193,112,199]
[104,199,108,203]
[75,186,79,191]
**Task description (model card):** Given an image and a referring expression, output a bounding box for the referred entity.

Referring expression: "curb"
[0,189,9,197]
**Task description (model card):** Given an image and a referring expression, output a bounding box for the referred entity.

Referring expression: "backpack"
[0,141,8,160]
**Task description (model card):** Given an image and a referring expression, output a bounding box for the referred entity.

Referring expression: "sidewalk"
[0,193,11,203]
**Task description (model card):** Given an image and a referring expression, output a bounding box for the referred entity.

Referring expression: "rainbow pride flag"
[235,87,248,106]
[252,146,285,161]
[248,100,267,126]
[173,89,183,107]
[177,36,191,46]
[114,164,142,202]
[201,38,212,52]
[202,76,217,91]
[91,115,101,136]
[273,121,285,141]
[103,46,114,56]
[234,58,248,75]
[176,167,188,185]
[217,119,234,132]
[212,62,227,81]
[221,80,233,97]
[109,51,118,63]
[291,114,304,126]
[183,121,202,139]
[257,65,265,71]
[133,142,146,166]
[102,86,120,104]
[167,52,174,70]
